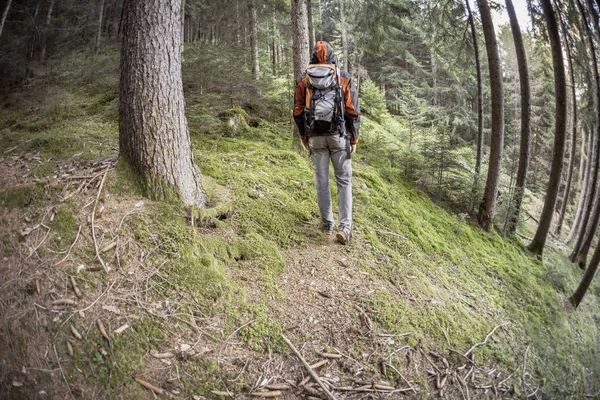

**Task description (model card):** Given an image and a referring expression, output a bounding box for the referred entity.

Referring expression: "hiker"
[293,41,360,245]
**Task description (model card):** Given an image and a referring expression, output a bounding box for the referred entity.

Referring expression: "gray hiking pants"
[309,135,352,230]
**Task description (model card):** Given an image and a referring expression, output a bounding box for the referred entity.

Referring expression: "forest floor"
[1,47,600,400]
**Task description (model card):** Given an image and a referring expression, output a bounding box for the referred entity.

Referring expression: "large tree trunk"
[555,7,578,236]
[291,0,309,78]
[119,0,205,207]
[570,0,600,261]
[0,0,12,41]
[339,0,349,73]
[291,0,310,150]
[476,0,504,231]
[527,0,567,255]
[96,0,106,51]
[40,0,55,63]
[465,0,484,213]
[504,0,532,236]
[249,0,259,80]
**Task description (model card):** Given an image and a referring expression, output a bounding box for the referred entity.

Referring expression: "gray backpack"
[304,65,343,135]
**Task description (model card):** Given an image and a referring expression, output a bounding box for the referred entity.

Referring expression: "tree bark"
[504,0,531,236]
[291,0,310,150]
[249,0,259,80]
[570,0,600,266]
[40,0,54,63]
[476,0,504,232]
[568,127,594,243]
[307,0,315,47]
[339,0,349,73]
[555,4,578,236]
[96,0,106,51]
[465,0,484,214]
[527,0,567,254]
[119,0,205,207]
[0,0,12,41]
[569,226,600,308]
[291,0,309,79]
[570,0,600,261]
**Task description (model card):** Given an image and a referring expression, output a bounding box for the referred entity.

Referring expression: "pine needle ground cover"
[0,46,598,399]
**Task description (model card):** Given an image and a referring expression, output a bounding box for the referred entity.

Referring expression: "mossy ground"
[0,44,598,399]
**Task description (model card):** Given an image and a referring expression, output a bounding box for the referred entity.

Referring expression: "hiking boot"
[336,227,352,245]
[323,225,334,235]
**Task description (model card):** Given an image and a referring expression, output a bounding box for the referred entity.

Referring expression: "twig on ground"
[522,345,530,395]
[54,224,82,266]
[386,362,416,392]
[135,377,170,397]
[28,224,51,258]
[372,229,408,240]
[281,334,337,400]
[91,167,110,273]
[53,344,76,399]
[225,319,256,343]
[464,322,510,358]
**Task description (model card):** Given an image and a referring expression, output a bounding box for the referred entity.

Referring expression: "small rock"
[180,344,191,352]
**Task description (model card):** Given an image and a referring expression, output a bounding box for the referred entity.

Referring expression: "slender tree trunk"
[571,0,600,266]
[527,0,567,255]
[569,227,600,308]
[466,0,484,214]
[570,0,600,261]
[476,0,504,231]
[569,127,595,243]
[339,0,349,72]
[28,0,41,60]
[119,0,205,207]
[249,0,259,80]
[272,12,277,74]
[432,53,438,106]
[40,0,55,63]
[0,0,13,41]
[555,8,578,236]
[96,0,106,51]
[504,0,531,236]
[307,0,315,47]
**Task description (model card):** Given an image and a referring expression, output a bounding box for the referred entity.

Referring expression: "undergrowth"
[0,43,599,399]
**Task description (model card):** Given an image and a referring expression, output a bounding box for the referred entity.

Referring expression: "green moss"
[50,206,79,251]
[0,183,46,210]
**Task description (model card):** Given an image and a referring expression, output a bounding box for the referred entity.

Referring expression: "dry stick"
[53,344,76,399]
[134,377,170,397]
[28,224,51,258]
[281,334,337,400]
[464,322,510,358]
[91,167,110,273]
[54,224,82,266]
[522,345,530,395]
[386,362,416,393]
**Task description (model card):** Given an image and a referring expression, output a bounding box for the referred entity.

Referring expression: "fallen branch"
[281,334,337,400]
[91,167,110,273]
[464,322,510,358]
[54,224,82,266]
[372,229,408,240]
[135,377,170,397]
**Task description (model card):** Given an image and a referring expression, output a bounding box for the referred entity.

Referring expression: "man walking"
[293,41,360,245]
